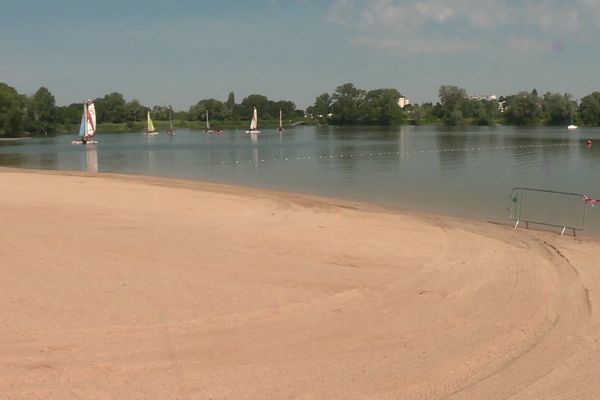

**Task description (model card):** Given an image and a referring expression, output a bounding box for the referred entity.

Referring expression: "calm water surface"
[2,126,599,234]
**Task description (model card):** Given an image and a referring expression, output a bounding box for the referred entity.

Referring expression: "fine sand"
[1,169,600,399]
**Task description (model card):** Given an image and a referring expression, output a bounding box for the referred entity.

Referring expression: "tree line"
[3,80,600,137]
[308,83,600,127]
[0,82,303,137]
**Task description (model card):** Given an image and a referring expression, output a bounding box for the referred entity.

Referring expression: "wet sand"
[1,168,599,399]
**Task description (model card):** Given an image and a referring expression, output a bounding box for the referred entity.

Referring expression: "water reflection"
[85,145,98,173]
[0,152,28,167]
[398,126,408,154]
[147,147,155,174]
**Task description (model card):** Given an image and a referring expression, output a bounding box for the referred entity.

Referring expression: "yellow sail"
[147,111,156,133]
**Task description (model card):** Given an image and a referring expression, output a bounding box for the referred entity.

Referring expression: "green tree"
[124,99,145,122]
[225,91,237,120]
[482,99,500,126]
[504,92,543,126]
[579,92,600,126]
[541,92,573,126]
[310,92,332,119]
[29,87,55,123]
[331,83,365,124]
[95,92,126,123]
[274,100,296,121]
[408,103,435,125]
[438,85,467,125]
[0,82,26,136]
[55,103,83,125]
[152,105,172,121]
[25,86,56,134]
[240,94,270,120]
[361,88,403,124]
[189,99,228,121]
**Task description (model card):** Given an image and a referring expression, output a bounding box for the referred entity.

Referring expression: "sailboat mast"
[84,102,89,137]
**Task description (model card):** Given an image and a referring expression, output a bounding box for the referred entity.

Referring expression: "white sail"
[78,103,86,138]
[72,99,97,144]
[206,110,211,129]
[85,101,96,138]
[278,109,285,132]
[250,107,258,130]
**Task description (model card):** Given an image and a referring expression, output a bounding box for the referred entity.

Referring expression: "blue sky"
[1,0,599,110]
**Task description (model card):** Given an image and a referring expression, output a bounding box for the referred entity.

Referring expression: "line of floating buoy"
[217,142,582,166]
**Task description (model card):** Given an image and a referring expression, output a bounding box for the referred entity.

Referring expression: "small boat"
[245,106,261,134]
[568,104,578,130]
[214,129,224,135]
[146,110,159,135]
[167,109,176,135]
[277,109,285,133]
[72,99,97,144]
[204,110,213,133]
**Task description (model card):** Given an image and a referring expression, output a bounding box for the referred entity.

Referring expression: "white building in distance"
[398,97,410,108]
[468,95,497,101]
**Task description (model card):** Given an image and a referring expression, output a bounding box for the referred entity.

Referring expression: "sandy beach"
[1,168,599,399]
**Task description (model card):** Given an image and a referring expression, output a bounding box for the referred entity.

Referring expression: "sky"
[1,0,600,110]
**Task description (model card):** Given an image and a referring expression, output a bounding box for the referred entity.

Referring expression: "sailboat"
[204,110,214,133]
[167,109,176,135]
[277,109,285,133]
[245,106,260,134]
[146,110,159,135]
[567,104,578,130]
[72,99,97,144]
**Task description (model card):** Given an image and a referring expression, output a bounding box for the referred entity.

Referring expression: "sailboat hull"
[71,140,98,144]
[245,130,261,134]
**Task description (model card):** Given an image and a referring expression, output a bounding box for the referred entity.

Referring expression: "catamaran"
[246,106,260,134]
[167,109,176,135]
[72,99,97,144]
[204,110,213,133]
[146,111,159,135]
[277,109,285,133]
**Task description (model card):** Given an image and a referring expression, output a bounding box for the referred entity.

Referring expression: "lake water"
[2,125,599,235]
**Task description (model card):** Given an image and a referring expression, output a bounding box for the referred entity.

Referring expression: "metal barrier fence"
[509,187,588,236]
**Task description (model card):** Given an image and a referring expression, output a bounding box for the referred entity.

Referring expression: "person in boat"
[81,137,87,145]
